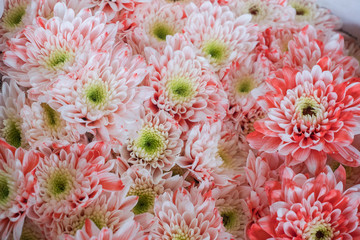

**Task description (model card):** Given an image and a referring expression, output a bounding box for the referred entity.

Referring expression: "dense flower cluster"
[0,0,359,239]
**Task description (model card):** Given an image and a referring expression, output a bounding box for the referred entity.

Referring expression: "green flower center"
[306,223,333,240]
[41,103,61,129]
[47,50,72,70]
[2,5,26,29]
[203,40,228,63]
[291,2,311,16]
[167,77,196,104]
[236,77,255,96]
[85,81,108,107]
[2,118,22,148]
[221,209,238,230]
[129,188,156,215]
[0,175,10,205]
[152,22,175,41]
[133,126,167,161]
[47,169,74,200]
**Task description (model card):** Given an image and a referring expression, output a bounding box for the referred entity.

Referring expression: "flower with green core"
[2,4,27,30]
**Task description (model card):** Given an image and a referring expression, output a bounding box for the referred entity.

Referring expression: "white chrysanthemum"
[54,191,137,238]
[0,0,38,49]
[121,110,183,171]
[183,1,258,71]
[288,0,341,31]
[47,44,153,143]
[126,0,186,55]
[0,80,27,148]
[3,2,117,99]
[228,0,295,30]
[21,102,80,148]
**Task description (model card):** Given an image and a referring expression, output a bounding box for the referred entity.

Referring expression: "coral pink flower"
[46,44,153,143]
[0,139,40,240]
[28,142,123,230]
[3,2,117,99]
[247,63,360,174]
[64,218,149,240]
[146,34,228,131]
[248,166,360,239]
[150,184,233,239]
[183,1,258,72]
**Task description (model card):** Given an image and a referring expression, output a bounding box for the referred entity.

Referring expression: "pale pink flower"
[54,190,138,238]
[125,0,186,55]
[177,121,247,184]
[0,140,40,240]
[21,101,80,148]
[0,80,28,148]
[120,110,183,171]
[3,2,117,99]
[248,166,360,239]
[28,142,124,231]
[183,1,258,71]
[247,63,360,174]
[37,0,94,19]
[146,34,228,131]
[288,0,341,31]
[0,0,39,50]
[228,0,295,31]
[150,184,233,239]
[46,44,153,143]
[64,218,149,240]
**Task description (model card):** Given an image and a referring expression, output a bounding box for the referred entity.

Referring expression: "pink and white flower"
[248,166,360,239]
[247,63,360,174]
[0,139,40,240]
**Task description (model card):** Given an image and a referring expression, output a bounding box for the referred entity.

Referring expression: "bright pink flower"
[248,166,360,239]
[0,139,40,240]
[28,142,123,229]
[247,63,360,174]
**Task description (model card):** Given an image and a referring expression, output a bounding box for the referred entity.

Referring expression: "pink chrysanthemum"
[21,101,80,148]
[46,44,153,143]
[248,166,360,239]
[53,190,138,238]
[146,34,228,131]
[288,0,341,31]
[183,1,258,71]
[125,0,186,55]
[120,110,183,171]
[2,2,117,99]
[64,218,149,240]
[247,63,360,174]
[228,0,295,30]
[0,0,39,50]
[177,121,247,183]
[150,184,233,239]
[28,142,124,229]
[37,0,94,19]
[0,80,28,148]
[0,140,40,240]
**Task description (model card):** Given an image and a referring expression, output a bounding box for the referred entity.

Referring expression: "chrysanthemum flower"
[288,0,341,31]
[247,63,360,174]
[177,121,247,183]
[183,1,258,71]
[46,44,153,143]
[37,0,93,19]
[150,184,233,239]
[121,110,183,171]
[228,0,295,30]
[125,0,186,55]
[28,142,124,228]
[21,101,80,148]
[3,2,117,99]
[64,218,149,240]
[0,140,40,240]
[54,190,137,238]
[0,0,39,50]
[248,166,360,239]
[0,80,27,148]
[146,34,228,131]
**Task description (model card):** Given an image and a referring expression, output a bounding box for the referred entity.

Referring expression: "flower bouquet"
[0,0,360,239]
